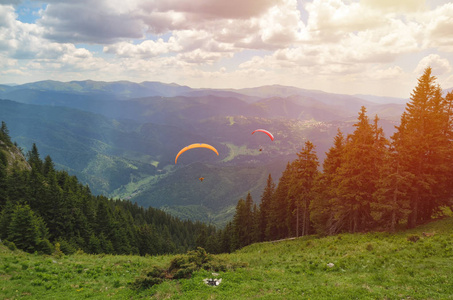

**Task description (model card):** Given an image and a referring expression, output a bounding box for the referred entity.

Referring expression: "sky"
[1,0,453,98]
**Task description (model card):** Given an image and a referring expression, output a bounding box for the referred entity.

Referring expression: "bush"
[187,247,212,268]
[132,247,248,290]
[3,240,17,251]
[57,239,76,255]
[146,266,167,279]
[37,239,53,255]
[53,242,64,258]
[168,255,188,272]
[131,276,164,290]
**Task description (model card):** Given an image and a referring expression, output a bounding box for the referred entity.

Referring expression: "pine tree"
[335,107,385,232]
[27,143,43,173]
[259,174,275,241]
[392,67,453,228]
[137,224,157,255]
[42,155,55,177]
[267,162,292,240]
[0,151,7,208]
[220,221,234,253]
[251,203,260,243]
[287,141,319,237]
[95,200,115,241]
[0,121,12,146]
[7,204,49,253]
[310,129,345,235]
[0,200,16,240]
[232,193,254,249]
[372,147,413,232]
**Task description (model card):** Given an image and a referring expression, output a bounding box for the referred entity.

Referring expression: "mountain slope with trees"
[0,127,221,255]
[221,67,453,251]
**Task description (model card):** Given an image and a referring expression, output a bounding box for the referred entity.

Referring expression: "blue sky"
[1,0,453,97]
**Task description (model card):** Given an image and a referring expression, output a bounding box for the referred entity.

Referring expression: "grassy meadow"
[1,217,453,299]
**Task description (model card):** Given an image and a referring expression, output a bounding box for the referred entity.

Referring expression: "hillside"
[0,140,30,173]
[0,135,222,258]
[1,217,452,299]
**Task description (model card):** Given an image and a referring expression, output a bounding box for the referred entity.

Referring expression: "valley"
[0,80,407,225]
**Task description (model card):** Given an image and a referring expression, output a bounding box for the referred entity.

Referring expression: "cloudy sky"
[1,0,453,97]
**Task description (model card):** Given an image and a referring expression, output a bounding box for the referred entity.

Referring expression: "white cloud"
[104,38,181,58]
[38,0,146,43]
[1,0,453,98]
[303,0,388,43]
[421,3,453,52]
[141,0,282,21]
[361,0,427,13]
[369,66,405,80]
[0,54,17,69]
[414,54,452,75]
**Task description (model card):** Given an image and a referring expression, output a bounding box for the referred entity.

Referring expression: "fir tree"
[310,129,345,235]
[251,203,260,243]
[27,143,43,173]
[7,204,49,253]
[267,162,292,240]
[372,148,413,232]
[232,193,254,249]
[287,141,319,237]
[259,174,275,241]
[335,107,385,232]
[0,121,12,146]
[0,151,7,208]
[392,67,453,227]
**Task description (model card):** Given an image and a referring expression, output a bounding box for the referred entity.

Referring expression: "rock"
[203,278,222,286]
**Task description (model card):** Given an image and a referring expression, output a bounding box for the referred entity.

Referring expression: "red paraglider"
[252,129,274,141]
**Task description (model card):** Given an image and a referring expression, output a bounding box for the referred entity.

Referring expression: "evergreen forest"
[221,67,453,251]
[0,127,220,255]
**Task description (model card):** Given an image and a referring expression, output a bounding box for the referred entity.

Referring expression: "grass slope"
[1,217,453,299]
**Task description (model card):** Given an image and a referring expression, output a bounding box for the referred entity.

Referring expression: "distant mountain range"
[0,80,412,226]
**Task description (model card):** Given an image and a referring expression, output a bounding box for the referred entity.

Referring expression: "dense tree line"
[222,67,453,251]
[0,130,219,255]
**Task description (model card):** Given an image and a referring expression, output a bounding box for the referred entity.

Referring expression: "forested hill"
[0,125,221,255]
[219,67,453,253]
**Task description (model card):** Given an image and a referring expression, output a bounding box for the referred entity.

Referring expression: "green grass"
[2,217,453,299]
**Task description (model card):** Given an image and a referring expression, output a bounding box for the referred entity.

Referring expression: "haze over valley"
[0,80,410,225]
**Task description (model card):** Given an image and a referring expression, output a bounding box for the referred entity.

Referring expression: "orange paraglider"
[175,143,219,164]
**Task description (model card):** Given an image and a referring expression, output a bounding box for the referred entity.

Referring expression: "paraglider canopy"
[199,177,204,182]
[175,143,219,164]
[252,129,274,141]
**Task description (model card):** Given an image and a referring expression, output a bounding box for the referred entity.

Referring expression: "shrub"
[132,247,246,290]
[53,242,64,258]
[37,239,54,255]
[3,240,17,251]
[57,239,76,255]
[187,247,212,268]
[131,276,164,290]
